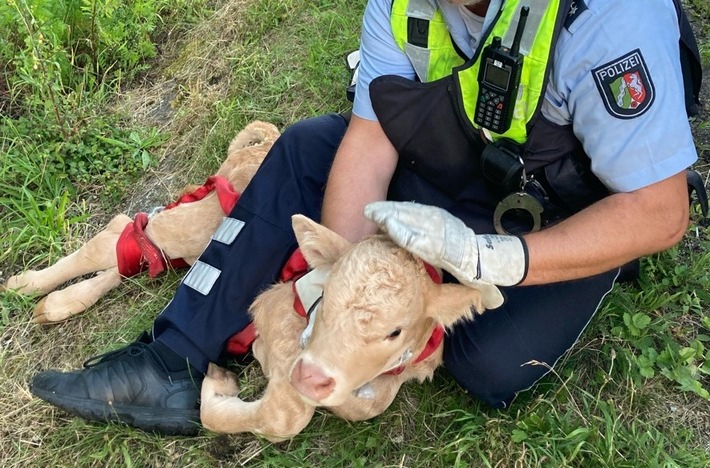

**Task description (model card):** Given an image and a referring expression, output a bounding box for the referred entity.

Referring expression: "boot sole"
[31,385,201,436]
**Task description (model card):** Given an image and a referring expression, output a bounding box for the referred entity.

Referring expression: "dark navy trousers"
[153,113,618,408]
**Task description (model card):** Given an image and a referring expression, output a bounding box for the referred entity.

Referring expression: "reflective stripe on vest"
[391,0,466,82]
[392,0,568,143]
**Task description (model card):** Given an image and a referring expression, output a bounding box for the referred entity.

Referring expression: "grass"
[1,0,710,466]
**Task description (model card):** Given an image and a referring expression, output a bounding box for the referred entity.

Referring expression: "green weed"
[594,223,710,402]
[0,0,188,267]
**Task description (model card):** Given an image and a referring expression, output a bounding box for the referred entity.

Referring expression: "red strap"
[382,263,443,375]
[116,175,240,279]
[225,322,258,355]
[133,213,169,277]
[116,220,145,278]
[115,213,167,277]
[423,262,441,284]
[384,325,445,375]
[115,213,190,278]
[164,176,239,215]
[414,326,445,364]
[280,248,309,282]
[226,248,310,354]
[211,176,240,215]
[283,249,311,318]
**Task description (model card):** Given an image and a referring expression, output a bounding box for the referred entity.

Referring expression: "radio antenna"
[510,6,530,57]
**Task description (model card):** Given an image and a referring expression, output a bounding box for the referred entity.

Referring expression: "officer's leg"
[442,270,619,407]
[153,113,349,372]
[29,113,349,435]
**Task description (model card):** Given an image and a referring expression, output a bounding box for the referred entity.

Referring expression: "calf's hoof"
[4,271,42,294]
[32,294,87,324]
[203,363,240,398]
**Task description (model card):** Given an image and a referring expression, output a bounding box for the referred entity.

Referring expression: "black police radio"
[474,6,530,134]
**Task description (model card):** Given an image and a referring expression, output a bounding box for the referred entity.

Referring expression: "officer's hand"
[364,201,528,288]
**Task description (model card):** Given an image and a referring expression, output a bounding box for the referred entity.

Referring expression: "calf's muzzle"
[290,358,336,403]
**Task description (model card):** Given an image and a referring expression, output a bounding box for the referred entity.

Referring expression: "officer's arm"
[521,170,689,285]
[321,115,399,242]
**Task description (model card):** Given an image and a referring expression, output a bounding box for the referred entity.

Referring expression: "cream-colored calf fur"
[4,121,280,323]
[200,214,502,441]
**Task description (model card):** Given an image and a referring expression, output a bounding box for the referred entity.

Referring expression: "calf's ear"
[425,283,497,329]
[292,215,352,269]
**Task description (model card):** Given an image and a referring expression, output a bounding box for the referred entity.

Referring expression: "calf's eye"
[387,328,402,340]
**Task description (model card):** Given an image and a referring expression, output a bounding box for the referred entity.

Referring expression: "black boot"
[30,332,203,435]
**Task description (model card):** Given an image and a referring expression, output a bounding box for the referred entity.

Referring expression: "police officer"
[30,0,701,435]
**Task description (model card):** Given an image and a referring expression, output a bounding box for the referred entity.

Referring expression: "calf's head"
[288,215,501,407]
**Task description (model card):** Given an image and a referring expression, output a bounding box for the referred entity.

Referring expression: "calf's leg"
[5,214,131,295]
[33,267,123,323]
[201,364,315,441]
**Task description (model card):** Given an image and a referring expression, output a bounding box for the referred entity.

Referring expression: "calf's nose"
[290,358,335,402]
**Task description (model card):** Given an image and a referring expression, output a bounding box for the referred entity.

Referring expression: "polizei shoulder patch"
[592,49,655,119]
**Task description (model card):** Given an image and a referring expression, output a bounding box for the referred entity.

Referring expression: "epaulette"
[564,0,588,30]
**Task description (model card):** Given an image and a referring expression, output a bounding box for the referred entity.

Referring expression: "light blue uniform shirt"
[353,0,698,193]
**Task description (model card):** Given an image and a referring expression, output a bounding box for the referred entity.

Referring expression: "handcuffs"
[480,132,544,235]
[493,189,543,235]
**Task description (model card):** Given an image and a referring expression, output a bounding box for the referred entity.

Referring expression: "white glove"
[364,201,528,287]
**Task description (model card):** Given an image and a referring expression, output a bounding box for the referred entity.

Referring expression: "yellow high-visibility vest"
[391,0,567,143]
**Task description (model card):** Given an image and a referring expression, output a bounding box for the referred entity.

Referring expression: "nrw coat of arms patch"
[592,49,655,119]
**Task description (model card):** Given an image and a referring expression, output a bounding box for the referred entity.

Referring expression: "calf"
[4,121,279,323]
[200,214,503,441]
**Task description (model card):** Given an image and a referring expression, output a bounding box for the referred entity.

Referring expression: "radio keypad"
[475,89,507,133]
